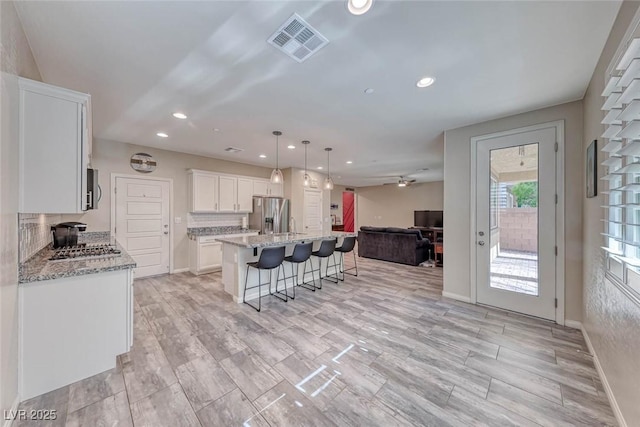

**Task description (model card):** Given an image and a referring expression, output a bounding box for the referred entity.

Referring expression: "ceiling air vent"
[267,13,329,63]
[224,147,244,153]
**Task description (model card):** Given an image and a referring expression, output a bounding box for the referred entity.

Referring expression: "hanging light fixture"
[302,140,311,187]
[270,131,284,184]
[324,147,334,190]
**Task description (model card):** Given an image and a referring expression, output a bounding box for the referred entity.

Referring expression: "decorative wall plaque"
[130,153,157,173]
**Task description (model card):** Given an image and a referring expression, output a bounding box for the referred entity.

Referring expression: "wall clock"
[130,153,157,173]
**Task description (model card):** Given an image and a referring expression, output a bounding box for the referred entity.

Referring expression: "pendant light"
[324,147,334,190]
[270,131,284,184]
[302,140,311,187]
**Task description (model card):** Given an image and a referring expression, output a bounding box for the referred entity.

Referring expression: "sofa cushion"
[385,227,406,234]
[360,226,387,232]
[402,229,424,239]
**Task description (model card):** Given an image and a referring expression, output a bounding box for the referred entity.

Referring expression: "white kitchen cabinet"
[20,268,133,400]
[189,171,218,212]
[237,178,254,211]
[218,175,237,212]
[189,232,258,275]
[18,78,92,213]
[253,179,283,197]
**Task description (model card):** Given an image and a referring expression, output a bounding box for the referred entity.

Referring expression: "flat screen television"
[414,210,443,228]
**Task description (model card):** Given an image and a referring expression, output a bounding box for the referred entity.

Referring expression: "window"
[601,31,640,299]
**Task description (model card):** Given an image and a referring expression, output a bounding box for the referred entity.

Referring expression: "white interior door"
[475,127,557,320]
[115,177,170,278]
[303,189,323,232]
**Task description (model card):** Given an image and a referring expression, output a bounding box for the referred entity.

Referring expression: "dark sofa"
[357,226,432,266]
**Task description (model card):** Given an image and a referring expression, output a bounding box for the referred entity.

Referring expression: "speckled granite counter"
[187,226,260,239]
[216,231,357,249]
[19,241,137,284]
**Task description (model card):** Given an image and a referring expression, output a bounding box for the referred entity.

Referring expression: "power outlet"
[174,217,182,224]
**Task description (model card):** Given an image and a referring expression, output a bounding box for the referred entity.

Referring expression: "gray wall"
[0,0,42,414]
[581,1,640,424]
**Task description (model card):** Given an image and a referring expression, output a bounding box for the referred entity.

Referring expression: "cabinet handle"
[215,202,218,210]
[87,191,93,209]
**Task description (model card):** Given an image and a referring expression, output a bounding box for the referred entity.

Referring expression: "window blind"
[601,38,640,272]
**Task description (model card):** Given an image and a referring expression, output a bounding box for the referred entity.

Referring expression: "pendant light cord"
[276,134,279,170]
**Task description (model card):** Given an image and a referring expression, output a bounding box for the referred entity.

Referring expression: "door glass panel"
[489,143,539,296]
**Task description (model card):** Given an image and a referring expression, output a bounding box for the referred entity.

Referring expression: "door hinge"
[555,194,558,204]
[114,187,117,194]
[555,298,558,308]
[555,246,558,256]
[114,226,117,234]
[554,142,558,152]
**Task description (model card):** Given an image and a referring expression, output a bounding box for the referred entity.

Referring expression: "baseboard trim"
[579,323,627,427]
[441,291,472,303]
[171,268,189,274]
[564,319,582,330]
[3,395,20,427]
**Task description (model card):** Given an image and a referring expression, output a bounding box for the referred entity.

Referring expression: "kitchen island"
[217,231,357,302]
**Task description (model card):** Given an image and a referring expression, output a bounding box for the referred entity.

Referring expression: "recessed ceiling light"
[156,132,168,138]
[346,161,353,164]
[213,128,220,132]
[416,76,435,88]
[259,154,267,158]
[287,145,296,149]
[348,0,373,15]
[317,166,323,170]
[364,88,374,94]
[172,112,187,119]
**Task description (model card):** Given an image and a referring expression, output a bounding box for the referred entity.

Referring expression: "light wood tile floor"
[14,256,616,426]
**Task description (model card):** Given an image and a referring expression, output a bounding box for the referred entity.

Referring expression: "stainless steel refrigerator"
[248,196,290,234]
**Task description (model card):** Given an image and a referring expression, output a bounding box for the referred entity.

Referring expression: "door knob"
[478,231,485,236]
[478,241,485,246]
[164,231,169,235]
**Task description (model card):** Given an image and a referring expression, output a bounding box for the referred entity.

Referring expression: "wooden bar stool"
[243,246,286,312]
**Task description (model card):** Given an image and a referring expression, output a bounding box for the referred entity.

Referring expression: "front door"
[475,127,557,320]
[114,177,171,278]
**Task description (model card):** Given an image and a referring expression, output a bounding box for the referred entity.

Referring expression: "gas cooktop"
[49,243,122,261]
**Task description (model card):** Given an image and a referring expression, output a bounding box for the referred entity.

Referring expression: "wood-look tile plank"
[66,390,132,427]
[487,378,602,427]
[323,387,409,427]
[67,366,125,413]
[14,386,69,427]
[252,380,337,427]
[120,345,177,404]
[175,353,237,411]
[277,326,332,360]
[196,328,247,362]
[196,388,268,427]
[375,380,463,427]
[219,348,284,401]
[466,352,563,404]
[560,383,618,426]
[130,383,200,427]
[428,325,499,359]
[157,334,209,370]
[477,328,558,365]
[497,346,598,396]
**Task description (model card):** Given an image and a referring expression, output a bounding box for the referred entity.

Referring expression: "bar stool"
[310,239,338,288]
[281,242,315,295]
[243,246,286,312]
[335,236,358,281]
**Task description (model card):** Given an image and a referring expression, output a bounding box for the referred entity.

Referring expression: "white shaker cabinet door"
[190,173,218,212]
[218,176,237,212]
[237,178,254,212]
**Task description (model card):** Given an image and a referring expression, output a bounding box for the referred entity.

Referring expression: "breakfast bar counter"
[217,231,356,302]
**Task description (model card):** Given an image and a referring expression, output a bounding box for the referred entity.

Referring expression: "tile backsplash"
[18,213,61,262]
[187,213,247,228]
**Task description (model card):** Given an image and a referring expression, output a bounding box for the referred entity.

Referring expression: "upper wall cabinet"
[18,78,92,213]
[188,170,255,213]
[189,170,219,212]
[253,179,283,197]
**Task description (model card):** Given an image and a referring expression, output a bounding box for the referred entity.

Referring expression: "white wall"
[356,181,444,228]
[443,101,583,320]
[62,138,274,270]
[1,0,42,415]
[581,1,640,424]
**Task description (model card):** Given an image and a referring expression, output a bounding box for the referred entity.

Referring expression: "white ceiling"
[15,1,620,187]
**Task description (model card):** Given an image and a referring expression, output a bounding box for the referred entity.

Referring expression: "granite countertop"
[19,239,137,284]
[216,231,357,249]
[187,226,260,239]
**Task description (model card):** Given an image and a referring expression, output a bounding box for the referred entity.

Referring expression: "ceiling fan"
[382,176,417,187]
